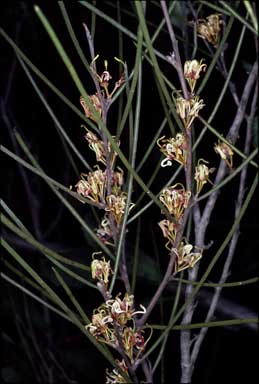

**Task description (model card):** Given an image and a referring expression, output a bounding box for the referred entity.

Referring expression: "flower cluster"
[176,95,205,129]
[156,57,209,272]
[76,167,106,204]
[172,240,203,273]
[80,94,102,122]
[78,59,126,225]
[106,359,129,383]
[87,256,149,361]
[158,186,203,272]
[86,292,148,363]
[91,254,112,286]
[158,184,191,257]
[157,133,187,167]
[80,58,125,122]
[184,59,207,93]
[194,159,215,196]
[83,126,118,167]
[105,193,134,225]
[159,184,191,220]
[92,58,125,100]
[158,219,178,247]
[76,55,142,380]
[197,13,223,47]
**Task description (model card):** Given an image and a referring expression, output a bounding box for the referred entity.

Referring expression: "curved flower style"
[176,95,205,129]
[184,59,207,93]
[172,241,203,273]
[194,159,215,195]
[96,216,113,245]
[75,167,106,204]
[159,184,191,220]
[85,305,115,345]
[197,13,223,47]
[157,133,187,167]
[106,293,146,326]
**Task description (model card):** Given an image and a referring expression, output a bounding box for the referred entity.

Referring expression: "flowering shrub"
[1,2,258,383]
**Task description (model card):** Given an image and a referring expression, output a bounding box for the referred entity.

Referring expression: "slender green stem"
[152,276,183,374]
[2,259,53,300]
[170,276,258,288]
[58,2,91,73]
[135,1,179,135]
[1,272,71,323]
[207,19,247,124]
[131,218,141,292]
[1,145,98,206]
[199,0,231,15]
[138,173,258,362]
[14,132,114,259]
[195,148,258,203]
[109,24,144,295]
[0,28,99,134]
[243,1,258,33]
[198,116,258,168]
[1,200,31,235]
[219,1,258,35]
[2,215,96,288]
[18,55,92,171]
[151,317,258,330]
[1,239,116,367]
[52,268,90,324]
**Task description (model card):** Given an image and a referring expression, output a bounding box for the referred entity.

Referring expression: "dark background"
[1,1,258,383]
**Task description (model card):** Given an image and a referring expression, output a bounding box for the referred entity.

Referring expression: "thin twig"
[136,252,176,328]
[190,83,258,372]
[180,61,258,382]
[160,1,189,99]
[198,61,257,243]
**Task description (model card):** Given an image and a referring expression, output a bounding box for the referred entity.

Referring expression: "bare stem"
[113,322,139,384]
[160,0,189,99]
[190,82,258,372]
[179,61,258,382]
[136,252,176,328]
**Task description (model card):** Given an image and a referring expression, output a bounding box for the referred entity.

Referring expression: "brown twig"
[160,0,189,99]
[136,252,176,328]
[190,83,258,372]
[180,61,258,382]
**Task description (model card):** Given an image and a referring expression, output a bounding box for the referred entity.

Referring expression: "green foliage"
[1,1,258,383]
